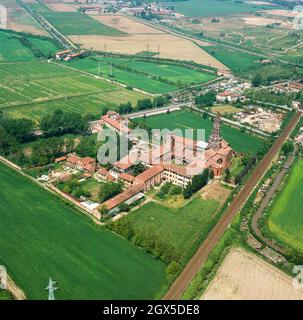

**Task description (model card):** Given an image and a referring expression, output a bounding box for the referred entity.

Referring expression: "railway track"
[163,111,301,300]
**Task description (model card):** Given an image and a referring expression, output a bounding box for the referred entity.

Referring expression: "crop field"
[124,197,220,262]
[202,45,262,73]
[64,57,217,93]
[0,0,46,35]
[0,163,166,299]
[71,14,227,69]
[139,110,264,154]
[201,247,303,300]
[163,0,278,18]
[268,159,303,253]
[0,62,147,120]
[28,37,59,56]
[64,58,177,94]
[28,2,124,35]
[0,30,60,61]
[0,31,35,61]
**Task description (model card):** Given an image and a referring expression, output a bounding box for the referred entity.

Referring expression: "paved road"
[251,145,297,254]
[163,111,301,300]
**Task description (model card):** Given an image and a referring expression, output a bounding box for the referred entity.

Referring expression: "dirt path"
[6,275,26,300]
[163,111,301,300]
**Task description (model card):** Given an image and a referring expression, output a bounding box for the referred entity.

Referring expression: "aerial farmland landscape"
[0,0,303,310]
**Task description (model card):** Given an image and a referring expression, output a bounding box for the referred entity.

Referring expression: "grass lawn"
[140,110,264,154]
[211,104,241,114]
[0,163,166,299]
[268,159,303,253]
[126,197,220,262]
[0,61,147,120]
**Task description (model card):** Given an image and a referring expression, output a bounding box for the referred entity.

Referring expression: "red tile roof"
[55,156,67,163]
[102,184,144,211]
[120,173,136,182]
[135,165,164,183]
[163,163,191,178]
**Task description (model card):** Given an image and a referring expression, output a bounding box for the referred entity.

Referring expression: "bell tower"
[208,113,222,150]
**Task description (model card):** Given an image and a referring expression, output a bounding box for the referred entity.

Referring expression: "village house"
[101,110,131,135]
[134,165,164,191]
[110,159,134,178]
[95,167,112,181]
[216,91,243,103]
[163,163,191,188]
[97,184,145,216]
[66,155,96,173]
[119,172,136,188]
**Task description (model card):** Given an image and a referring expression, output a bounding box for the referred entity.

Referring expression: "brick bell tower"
[207,113,222,150]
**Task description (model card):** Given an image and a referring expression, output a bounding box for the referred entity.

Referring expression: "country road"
[251,145,298,255]
[163,111,301,300]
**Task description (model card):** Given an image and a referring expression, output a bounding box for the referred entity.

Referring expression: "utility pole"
[98,60,101,76]
[109,63,113,77]
[45,278,58,301]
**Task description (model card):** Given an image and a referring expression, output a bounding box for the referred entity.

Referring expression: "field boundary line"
[51,61,156,97]
[122,13,229,70]
[0,157,103,226]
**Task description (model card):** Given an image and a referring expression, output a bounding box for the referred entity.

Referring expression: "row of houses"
[272,81,303,94]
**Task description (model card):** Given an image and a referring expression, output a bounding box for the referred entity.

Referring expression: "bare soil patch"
[201,247,303,300]
[263,9,301,18]
[44,0,77,12]
[70,34,227,69]
[0,0,47,35]
[200,180,231,205]
[242,16,290,27]
[69,14,227,69]
[91,14,165,34]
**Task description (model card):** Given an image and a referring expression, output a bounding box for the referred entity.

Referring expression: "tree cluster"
[99,181,123,203]
[40,109,89,137]
[195,91,216,107]
[183,169,210,199]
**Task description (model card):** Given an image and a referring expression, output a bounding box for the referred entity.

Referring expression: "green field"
[0,61,147,120]
[65,58,177,94]
[124,197,220,262]
[163,0,278,17]
[268,159,303,253]
[64,56,216,93]
[202,45,261,73]
[0,31,35,61]
[140,110,264,154]
[29,2,124,35]
[28,37,59,56]
[0,163,166,299]
[0,30,59,62]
